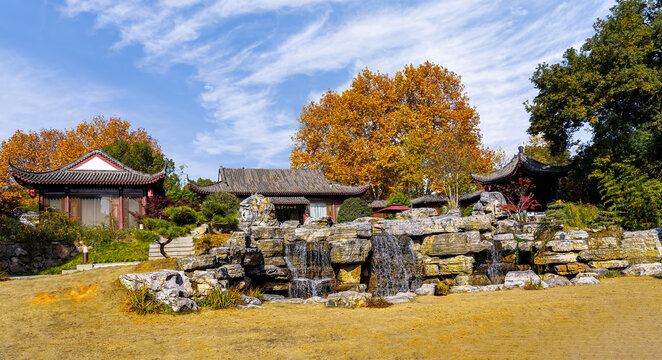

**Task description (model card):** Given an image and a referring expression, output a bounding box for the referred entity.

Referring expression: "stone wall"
[0,241,78,275]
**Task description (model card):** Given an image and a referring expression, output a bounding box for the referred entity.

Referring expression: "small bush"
[462,204,474,217]
[366,296,392,308]
[387,193,411,207]
[194,234,230,255]
[523,278,543,290]
[0,270,9,281]
[142,218,171,231]
[337,197,373,223]
[545,201,620,230]
[205,192,240,212]
[201,197,240,232]
[162,206,199,227]
[199,287,243,309]
[435,282,450,296]
[245,287,265,302]
[132,230,161,243]
[124,287,171,315]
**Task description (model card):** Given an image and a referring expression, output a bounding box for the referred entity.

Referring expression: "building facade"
[10,150,165,229]
[188,167,369,223]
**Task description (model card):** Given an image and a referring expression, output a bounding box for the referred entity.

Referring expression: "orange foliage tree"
[291,62,498,200]
[0,116,160,214]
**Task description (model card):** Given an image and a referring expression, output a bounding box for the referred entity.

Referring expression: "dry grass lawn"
[1,266,661,359]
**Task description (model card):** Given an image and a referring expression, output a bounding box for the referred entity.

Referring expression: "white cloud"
[0,50,119,139]
[62,0,615,169]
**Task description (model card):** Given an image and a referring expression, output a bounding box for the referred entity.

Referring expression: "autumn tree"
[0,116,160,214]
[291,62,498,200]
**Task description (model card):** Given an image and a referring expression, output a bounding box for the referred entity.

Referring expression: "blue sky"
[0,0,614,180]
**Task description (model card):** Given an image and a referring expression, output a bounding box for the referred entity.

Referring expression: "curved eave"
[10,169,166,187]
[472,162,570,185]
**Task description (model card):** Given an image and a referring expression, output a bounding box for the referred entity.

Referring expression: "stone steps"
[148,236,195,260]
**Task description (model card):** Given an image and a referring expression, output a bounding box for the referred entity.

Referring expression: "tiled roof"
[368,200,389,209]
[471,147,569,184]
[268,196,310,205]
[9,150,166,186]
[411,190,484,206]
[189,167,370,197]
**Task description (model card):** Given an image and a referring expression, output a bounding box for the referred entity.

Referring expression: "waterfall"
[370,234,422,297]
[487,240,504,284]
[285,240,334,298]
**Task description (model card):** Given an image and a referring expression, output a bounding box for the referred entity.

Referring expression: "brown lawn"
[1,266,661,359]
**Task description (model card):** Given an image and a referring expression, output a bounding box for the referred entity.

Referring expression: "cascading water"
[487,240,504,284]
[285,240,334,298]
[370,234,422,297]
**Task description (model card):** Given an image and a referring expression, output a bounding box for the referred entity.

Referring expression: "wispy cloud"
[62,0,614,169]
[0,50,119,139]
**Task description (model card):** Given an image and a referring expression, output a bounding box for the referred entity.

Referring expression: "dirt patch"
[1,266,661,359]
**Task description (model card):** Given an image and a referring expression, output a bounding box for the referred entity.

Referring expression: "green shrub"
[199,287,243,309]
[337,197,373,223]
[545,201,619,230]
[205,192,240,212]
[132,230,161,243]
[162,206,199,227]
[0,270,9,281]
[387,193,411,207]
[523,278,543,290]
[201,200,239,232]
[435,282,450,296]
[462,204,474,217]
[124,287,172,315]
[142,218,171,231]
[245,287,265,303]
[194,234,230,255]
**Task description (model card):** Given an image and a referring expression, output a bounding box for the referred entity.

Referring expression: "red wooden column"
[141,189,148,217]
[64,187,70,216]
[118,188,124,230]
[38,189,44,212]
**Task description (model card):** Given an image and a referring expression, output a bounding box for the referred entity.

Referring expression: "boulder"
[622,263,662,276]
[329,238,371,264]
[303,216,333,229]
[554,263,587,275]
[262,294,285,302]
[396,208,438,219]
[571,276,600,285]
[522,224,539,233]
[262,265,291,281]
[209,247,245,265]
[384,292,416,304]
[545,240,589,252]
[447,209,462,217]
[588,260,629,269]
[256,239,285,257]
[577,249,627,261]
[414,283,436,296]
[424,255,475,275]
[333,283,367,293]
[449,285,480,293]
[294,227,331,242]
[190,270,228,297]
[239,194,278,228]
[586,237,619,250]
[515,233,535,241]
[455,215,493,232]
[263,256,287,267]
[326,291,372,308]
[261,282,291,292]
[242,248,262,266]
[620,230,662,263]
[328,223,359,241]
[220,264,245,279]
[534,252,578,265]
[239,295,262,305]
[224,232,248,247]
[191,224,208,239]
[543,277,571,288]
[337,264,362,284]
[118,270,198,312]
[177,255,217,271]
[303,296,328,304]
[495,219,522,234]
[251,226,284,240]
[555,230,589,240]
[280,220,300,229]
[421,231,490,256]
[374,216,458,237]
[504,270,541,288]
[472,191,508,218]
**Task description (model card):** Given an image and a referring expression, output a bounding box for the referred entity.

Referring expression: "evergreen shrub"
[337,197,373,223]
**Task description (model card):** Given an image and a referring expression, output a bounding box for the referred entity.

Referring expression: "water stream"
[370,234,421,297]
[285,240,334,298]
[487,240,505,284]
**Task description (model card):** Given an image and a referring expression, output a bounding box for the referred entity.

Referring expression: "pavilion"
[9,150,165,229]
[188,166,369,223]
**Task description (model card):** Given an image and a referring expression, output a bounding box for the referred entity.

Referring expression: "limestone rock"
[577,249,627,261]
[534,252,578,265]
[242,248,262,266]
[303,216,333,229]
[384,292,416,304]
[414,283,436,296]
[329,238,371,264]
[515,233,535,241]
[220,264,245,279]
[328,223,359,241]
[522,224,539,233]
[622,263,662,276]
[396,208,438,219]
[190,270,228,297]
[261,265,290,280]
[326,291,372,308]
[280,220,300,229]
[239,194,278,228]
[555,230,589,240]
[256,239,285,257]
[294,227,331,242]
[374,216,458,237]
[303,296,328,304]
[209,247,245,265]
[495,219,522,234]
[472,191,508,218]
[337,264,361,284]
[191,224,209,240]
[586,237,619,250]
[261,282,291,292]
[543,277,571,288]
[424,255,475,275]
[554,263,587,275]
[545,240,589,252]
[620,230,662,264]
[571,276,600,285]
[262,294,285,302]
[588,260,629,269]
[504,270,541,288]
[118,270,197,312]
[225,232,248,247]
[177,254,217,271]
[263,256,287,267]
[446,209,462,217]
[421,231,489,256]
[455,215,493,232]
[449,285,480,293]
[251,226,284,240]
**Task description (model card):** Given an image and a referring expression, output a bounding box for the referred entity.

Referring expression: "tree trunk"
[157,238,173,258]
